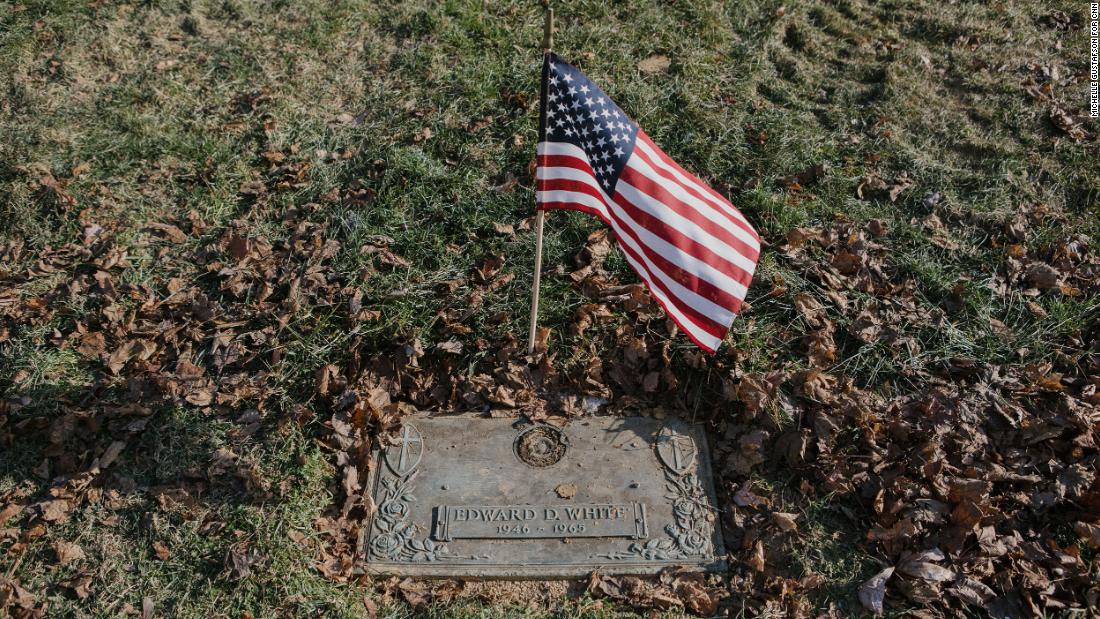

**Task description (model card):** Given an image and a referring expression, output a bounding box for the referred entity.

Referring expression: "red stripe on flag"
[539,177,738,334]
[538,179,735,334]
[539,163,748,310]
[542,158,754,293]
[636,131,760,243]
[618,166,760,274]
[628,142,760,249]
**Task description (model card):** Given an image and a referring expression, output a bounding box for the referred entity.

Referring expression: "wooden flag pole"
[527,8,553,356]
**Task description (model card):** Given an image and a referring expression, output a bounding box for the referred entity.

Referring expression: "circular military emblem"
[384,423,424,477]
[655,423,697,476]
[513,424,568,467]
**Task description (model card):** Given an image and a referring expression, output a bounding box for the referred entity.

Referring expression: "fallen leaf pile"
[302,211,1094,615]
[588,570,722,615]
[1,168,1098,615]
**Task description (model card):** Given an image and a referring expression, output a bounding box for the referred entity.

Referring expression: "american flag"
[536,52,761,353]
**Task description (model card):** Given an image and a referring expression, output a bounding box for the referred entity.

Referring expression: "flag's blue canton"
[540,52,638,193]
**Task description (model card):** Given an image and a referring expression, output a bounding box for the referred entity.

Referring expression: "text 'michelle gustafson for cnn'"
[1090,3,1098,117]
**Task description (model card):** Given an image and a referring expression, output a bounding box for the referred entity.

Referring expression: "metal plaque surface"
[361,415,725,578]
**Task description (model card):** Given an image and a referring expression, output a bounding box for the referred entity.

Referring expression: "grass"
[1,0,1097,616]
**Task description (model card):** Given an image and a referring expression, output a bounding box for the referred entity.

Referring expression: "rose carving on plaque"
[368,423,488,563]
[598,423,715,561]
[370,471,453,562]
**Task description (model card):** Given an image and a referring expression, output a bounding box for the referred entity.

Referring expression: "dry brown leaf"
[1025,263,1060,290]
[342,465,360,498]
[53,540,86,566]
[748,540,765,572]
[60,570,94,599]
[778,164,826,189]
[146,222,188,244]
[672,577,718,615]
[733,481,767,508]
[475,255,505,282]
[226,547,267,580]
[948,577,996,608]
[76,331,107,357]
[1025,301,1049,319]
[437,339,463,354]
[849,308,882,343]
[736,373,776,416]
[208,447,238,478]
[532,326,551,354]
[638,54,671,73]
[858,566,894,615]
[555,484,577,499]
[898,549,956,582]
[107,339,157,374]
[316,364,339,396]
[397,578,462,608]
[97,440,125,470]
[831,250,863,275]
[785,226,823,249]
[772,512,800,533]
[794,369,838,403]
[806,327,837,367]
[0,577,42,614]
[152,541,171,561]
[227,233,251,259]
[571,303,612,336]
[362,595,378,619]
[0,502,23,526]
[35,499,71,523]
[360,240,410,268]
[793,293,828,329]
[1050,105,1092,140]
[1073,521,1100,549]
[888,174,912,202]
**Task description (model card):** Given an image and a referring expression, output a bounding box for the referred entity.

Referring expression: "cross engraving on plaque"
[664,434,694,470]
[396,425,421,471]
[656,424,696,475]
[385,423,424,477]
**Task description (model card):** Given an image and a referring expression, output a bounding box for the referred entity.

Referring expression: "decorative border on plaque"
[367,425,489,563]
[596,424,715,561]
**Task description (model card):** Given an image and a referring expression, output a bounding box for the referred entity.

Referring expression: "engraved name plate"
[434,503,648,540]
[360,415,726,578]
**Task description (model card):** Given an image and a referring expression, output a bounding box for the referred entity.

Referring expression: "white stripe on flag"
[536,181,736,325]
[632,137,758,236]
[616,176,759,277]
[538,188,725,350]
[539,172,748,300]
[624,154,760,253]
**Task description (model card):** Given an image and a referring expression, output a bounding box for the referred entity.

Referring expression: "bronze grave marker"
[361,415,725,578]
